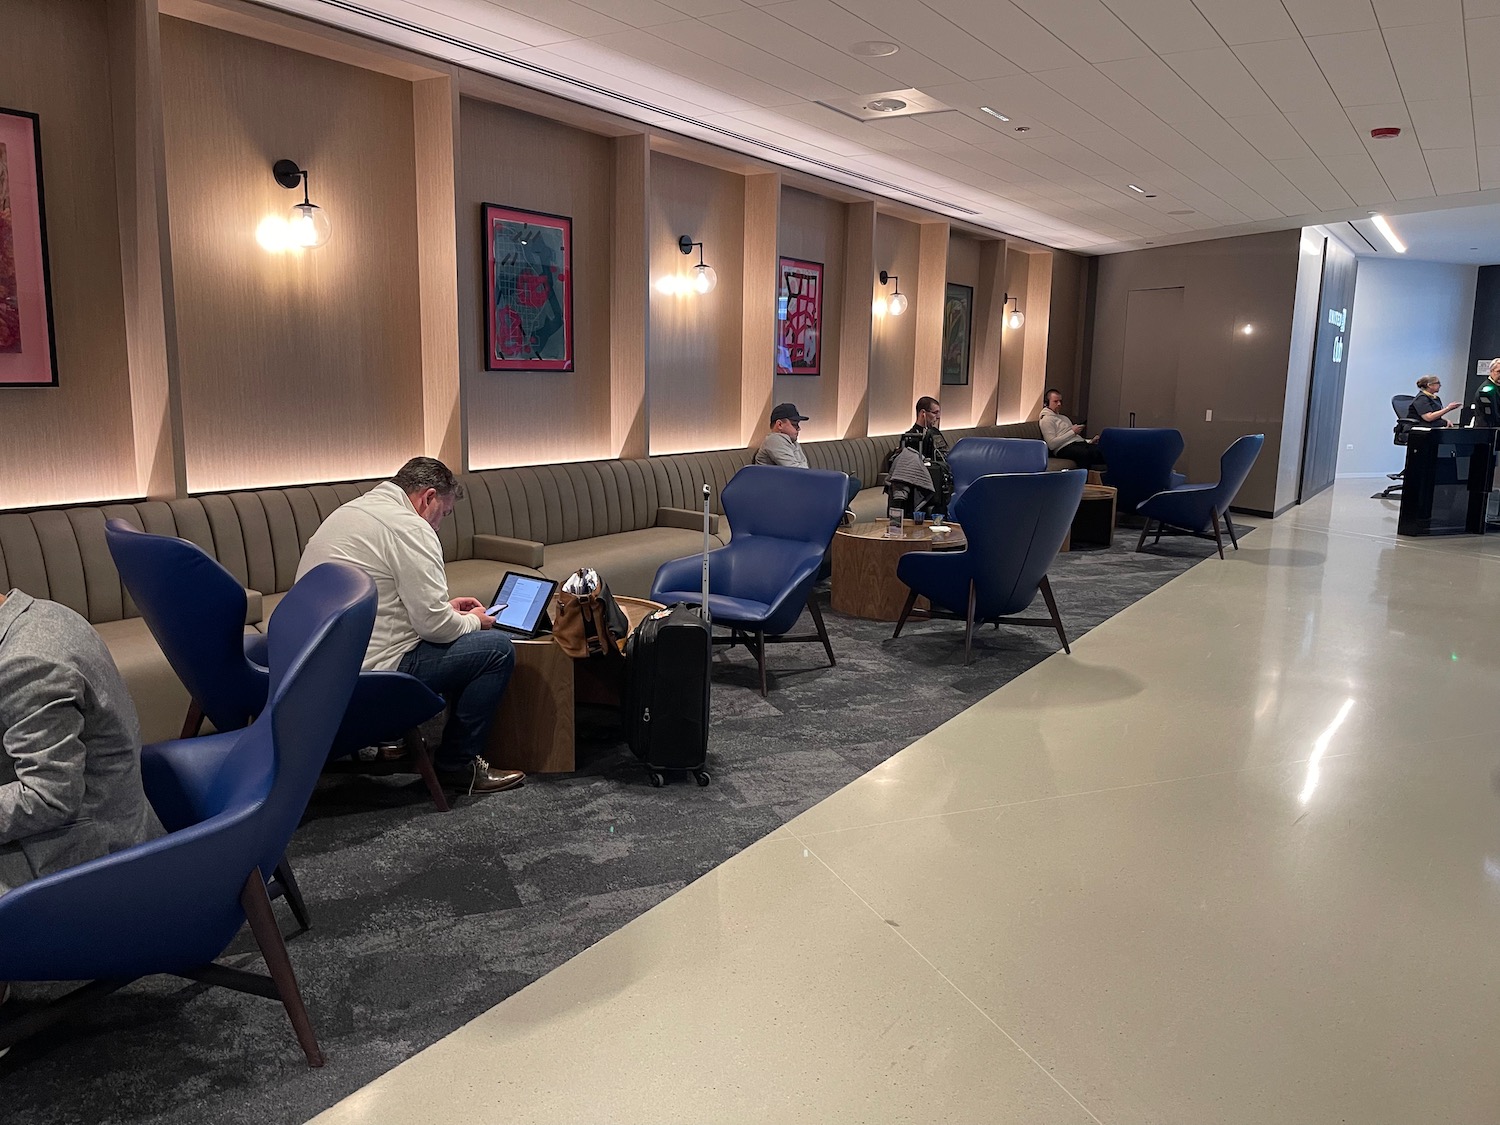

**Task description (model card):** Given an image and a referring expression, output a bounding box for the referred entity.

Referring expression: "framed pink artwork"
[776,256,822,376]
[0,107,56,387]
[482,203,573,372]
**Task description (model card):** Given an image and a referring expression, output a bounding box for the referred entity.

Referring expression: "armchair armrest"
[244,590,263,626]
[657,506,721,535]
[472,533,545,569]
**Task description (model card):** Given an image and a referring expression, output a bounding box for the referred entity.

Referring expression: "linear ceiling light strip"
[293,0,982,217]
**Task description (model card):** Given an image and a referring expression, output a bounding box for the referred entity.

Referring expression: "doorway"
[1120,287,1183,428]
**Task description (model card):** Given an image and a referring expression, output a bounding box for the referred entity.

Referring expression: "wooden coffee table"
[484,594,662,773]
[830,521,967,621]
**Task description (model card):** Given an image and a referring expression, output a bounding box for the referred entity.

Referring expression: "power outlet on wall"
[1204,409,1213,421]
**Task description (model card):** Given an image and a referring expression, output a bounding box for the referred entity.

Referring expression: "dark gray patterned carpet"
[4,527,1248,1125]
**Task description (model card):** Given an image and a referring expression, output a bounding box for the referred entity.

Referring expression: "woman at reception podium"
[1407,375,1460,427]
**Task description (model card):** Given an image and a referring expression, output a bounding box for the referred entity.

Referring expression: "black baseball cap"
[771,403,809,423]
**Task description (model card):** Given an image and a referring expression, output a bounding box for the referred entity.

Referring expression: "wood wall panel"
[998,251,1030,422]
[1046,249,1087,411]
[160,16,424,492]
[839,201,875,438]
[459,97,613,468]
[413,74,461,467]
[972,239,1006,427]
[1020,251,1054,420]
[869,213,920,435]
[648,154,743,455]
[0,0,137,509]
[775,186,844,439]
[942,234,980,426]
[740,173,779,447]
[914,221,948,409]
[611,133,649,460]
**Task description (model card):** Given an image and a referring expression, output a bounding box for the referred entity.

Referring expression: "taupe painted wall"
[648,154,744,455]
[458,98,614,468]
[1089,229,1302,513]
[0,0,135,509]
[161,16,423,492]
[774,186,844,438]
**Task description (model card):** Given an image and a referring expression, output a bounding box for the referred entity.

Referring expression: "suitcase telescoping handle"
[701,484,712,627]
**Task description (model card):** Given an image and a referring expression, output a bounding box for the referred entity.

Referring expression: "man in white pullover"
[297,458,523,794]
[1038,388,1104,469]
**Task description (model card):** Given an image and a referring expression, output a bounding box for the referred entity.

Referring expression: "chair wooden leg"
[405,730,451,813]
[1223,509,1240,549]
[1135,520,1152,551]
[807,594,836,667]
[179,700,204,739]
[755,630,768,697]
[1209,510,1225,559]
[240,872,324,1068]
[891,589,919,639]
[1153,522,1164,544]
[272,858,311,933]
[963,581,977,666]
[1038,575,1071,655]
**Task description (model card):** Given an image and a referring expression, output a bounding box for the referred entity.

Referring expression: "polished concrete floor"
[308,480,1500,1125]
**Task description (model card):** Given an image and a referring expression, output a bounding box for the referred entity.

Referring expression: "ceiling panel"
[1473,95,1500,147]
[1281,0,1380,37]
[834,0,1020,81]
[1320,149,1397,203]
[923,0,1089,72]
[1422,147,1481,193]
[1007,0,1153,62]
[1385,20,1470,101]
[1404,97,1476,149]
[1373,0,1464,22]
[567,0,686,25]
[760,0,964,88]
[1100,0,1224,54]
[583,29,802,105]
[1228,112,1317,161]
[1234,39,1343,117]
[1191,0,1303,44]
[1304,31,1403,107]
[658,0,753,15]
[650,20,853,99]
[476,0,632,39]
[1033,67,1163,134]
[1272,156,1356,207]
[962,74,1112,134]
[1479,146,1500,187]
[1163,48,1281,117]
[702,8,909,93]
[1094,56,1224,125]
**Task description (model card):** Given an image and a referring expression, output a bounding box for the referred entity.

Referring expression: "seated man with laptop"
[296,457,526,794]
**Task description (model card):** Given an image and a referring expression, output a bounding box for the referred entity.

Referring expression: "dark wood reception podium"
[1397,427,1498,537]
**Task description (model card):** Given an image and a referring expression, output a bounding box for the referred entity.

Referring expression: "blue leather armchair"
[651,466,848,696]
[1097,428,1188,515]
[0,562,375,1067]
[105,518,269,738]
[1135,434,1265,559]
[947,437,1048,511]
[894,470,1085,664]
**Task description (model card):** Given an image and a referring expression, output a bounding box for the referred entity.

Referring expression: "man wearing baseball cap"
[754,403,811,468]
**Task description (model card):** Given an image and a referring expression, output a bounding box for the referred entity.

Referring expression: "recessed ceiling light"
[1014,125,1031,132]
[850,40,899,57]
[865,97,908,112]
[979,106,1010,122]
[1369,213,1407,253]
[1127,184,1148,193]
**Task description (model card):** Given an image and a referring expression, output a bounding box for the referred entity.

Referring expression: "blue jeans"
[397,630,515,771]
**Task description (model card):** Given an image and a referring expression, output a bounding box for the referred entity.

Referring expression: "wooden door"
[1119,287,1184,428]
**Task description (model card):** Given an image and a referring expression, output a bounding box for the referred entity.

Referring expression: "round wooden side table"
[829,521,967,621]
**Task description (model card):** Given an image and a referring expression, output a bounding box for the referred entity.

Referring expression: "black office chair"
[1374,394,1416,499]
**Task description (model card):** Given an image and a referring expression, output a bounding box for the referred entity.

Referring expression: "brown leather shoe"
[440,757,524,795]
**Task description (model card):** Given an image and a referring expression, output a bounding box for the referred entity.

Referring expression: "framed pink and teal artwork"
[0,107,57,387]
[776,256,822,376]
[482,203,573,372]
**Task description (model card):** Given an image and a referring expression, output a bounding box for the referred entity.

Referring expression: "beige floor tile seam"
[1276,513,1500,558]
[794,840,1110,1125]
[785,752,1361,841]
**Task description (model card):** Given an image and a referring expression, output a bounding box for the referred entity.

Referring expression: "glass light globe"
[1007,309,1025,330]
[693,264,718,294]
[888,291,908,316]
[288,201,332,248]
[872,296,888,316]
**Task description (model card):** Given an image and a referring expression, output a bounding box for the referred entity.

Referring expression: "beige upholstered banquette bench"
[0,423,1038,741]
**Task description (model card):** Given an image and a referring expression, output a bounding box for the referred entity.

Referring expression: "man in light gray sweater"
[1038,388,1105,469]
[0,591,163,897]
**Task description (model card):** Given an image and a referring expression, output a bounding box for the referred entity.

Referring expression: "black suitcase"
[623,485,713,787]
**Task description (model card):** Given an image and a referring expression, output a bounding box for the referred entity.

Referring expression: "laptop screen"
[485,572,557,637]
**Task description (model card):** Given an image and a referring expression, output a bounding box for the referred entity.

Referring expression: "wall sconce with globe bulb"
[874,270,908,316]
[256,159,332,252]
[677,235,717,294]
[1003,293,1025,330]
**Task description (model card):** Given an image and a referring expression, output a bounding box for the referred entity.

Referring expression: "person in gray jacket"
[1039,388,1105,468]
[0,589,164,895]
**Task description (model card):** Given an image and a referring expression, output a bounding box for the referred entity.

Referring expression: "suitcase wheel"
[648,770,666,788]
[694,770,711,787]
